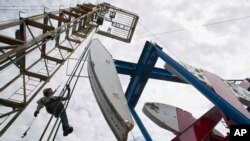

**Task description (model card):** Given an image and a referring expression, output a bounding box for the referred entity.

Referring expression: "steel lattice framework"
[0,2,138,136]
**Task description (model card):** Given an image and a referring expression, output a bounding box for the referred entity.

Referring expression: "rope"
[38,28,96,141]
[21,117,36,138]
[134,15,250,39]
[53,85,61,94]
[39,55,87,140]
[51,28,97,141]
[21,84,60,139]
[138,21,182,62]
[39,116,53,141]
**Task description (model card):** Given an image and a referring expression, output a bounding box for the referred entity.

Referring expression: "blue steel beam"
[125,41,160,108]
[124,41,160,141]
[114,60,186,83]
[130,107,152,141]
[154,44,250,124]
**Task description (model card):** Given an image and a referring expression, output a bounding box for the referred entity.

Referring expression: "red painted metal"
[171,106,222,141]
[203,70,250,119]
[207,133,227,141]
[176,107,229,141]
[176,108,194,133]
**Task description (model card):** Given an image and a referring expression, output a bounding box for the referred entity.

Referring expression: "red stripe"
[203,70,250,118]
[172,107,222,141]
[176,108,194,133]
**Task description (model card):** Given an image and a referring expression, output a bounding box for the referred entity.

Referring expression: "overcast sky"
[1,0,250,141]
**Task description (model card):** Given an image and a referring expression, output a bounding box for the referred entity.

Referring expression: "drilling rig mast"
[0,2,138,136]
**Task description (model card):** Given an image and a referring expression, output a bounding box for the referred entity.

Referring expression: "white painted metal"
[143,102,224,137]
[164,62,212,88]
[239,80,250,90]
[143,102,179,133]
[87,39,134,141]
[164,61,250,106]
[225,81,250,106]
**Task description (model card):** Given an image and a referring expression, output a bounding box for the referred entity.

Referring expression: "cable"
[38,28,96,141]
[0,5,62,7]
[51,29,97,141]
[0,19,19,23]
[134,28,185,39]
[0,11,18,13]
[135,15,250,39]
[136,14,250,62]
[203,15,250,26]
[21,117,36,138]
[0,8,58,11]
[39,30,94,140]
[138,21,182,61]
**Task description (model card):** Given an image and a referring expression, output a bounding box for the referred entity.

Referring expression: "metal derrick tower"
[0,2,138,136]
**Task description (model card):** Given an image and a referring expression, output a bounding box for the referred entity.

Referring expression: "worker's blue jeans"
[46,101,69,128]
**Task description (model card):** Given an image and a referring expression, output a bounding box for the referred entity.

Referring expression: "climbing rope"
[52,45,91,140]
[21,117,36,138]
[52,30,96,140]
[39,28,96,141]
[21,84,61,139]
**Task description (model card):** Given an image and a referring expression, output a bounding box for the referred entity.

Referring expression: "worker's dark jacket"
[37,96,64,118]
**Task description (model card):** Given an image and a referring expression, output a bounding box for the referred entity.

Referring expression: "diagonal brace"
[125,41,161,108]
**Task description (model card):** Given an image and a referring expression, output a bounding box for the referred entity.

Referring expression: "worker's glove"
[66,84,70,91]
[34,111,39,117]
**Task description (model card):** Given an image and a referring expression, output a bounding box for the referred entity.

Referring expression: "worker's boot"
[63,126,73,136]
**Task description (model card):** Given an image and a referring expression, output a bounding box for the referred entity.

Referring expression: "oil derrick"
[0,2,138,136]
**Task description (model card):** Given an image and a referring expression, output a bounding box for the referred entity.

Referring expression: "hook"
[44,7,49,13]
[19,11,25,19]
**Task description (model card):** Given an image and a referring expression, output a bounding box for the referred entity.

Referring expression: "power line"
[0,11,18,13]
[135,15,250,39]
[0,7,60,23]
[0,9,57,23]
[0,19,19,23]
[0,5,62,7]
[204,15,250,26]
[138,21,182,62]
[0,8,58,11]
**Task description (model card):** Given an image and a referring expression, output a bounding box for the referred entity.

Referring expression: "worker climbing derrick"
[34,85,73,136]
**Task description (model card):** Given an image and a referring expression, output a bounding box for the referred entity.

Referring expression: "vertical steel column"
[130,107,152,141]
[41,16,50,76]
[16,21,27,103]
[42,16,49,55]
[125,41,161,141]
[65,10,72,39]
[55,13,63,46]
[125,41,161,107]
